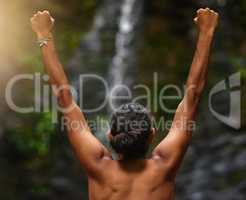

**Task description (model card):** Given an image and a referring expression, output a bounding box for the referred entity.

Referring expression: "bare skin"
[31,8,218,200]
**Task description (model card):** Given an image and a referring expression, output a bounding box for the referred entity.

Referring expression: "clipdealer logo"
[5,72,242,129]
[209,72,241,129]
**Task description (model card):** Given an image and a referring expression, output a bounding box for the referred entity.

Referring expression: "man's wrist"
[36,32,53,48]
[36,32,53,40]
[199,29,215,39]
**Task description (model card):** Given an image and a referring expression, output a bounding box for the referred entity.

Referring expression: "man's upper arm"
[63,101,111,177]
[153,95,198,176]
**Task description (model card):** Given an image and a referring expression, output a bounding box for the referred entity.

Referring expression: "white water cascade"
[107,0,143,111]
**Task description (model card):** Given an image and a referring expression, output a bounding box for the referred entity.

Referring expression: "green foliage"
[8,112,55,156]
[55,28,85,62]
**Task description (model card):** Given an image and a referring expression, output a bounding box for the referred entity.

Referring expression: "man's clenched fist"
[31,10,54,38]
[194,8,219,34]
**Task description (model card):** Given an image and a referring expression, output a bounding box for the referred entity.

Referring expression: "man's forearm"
[39,33,73,107]
[39,33,68,86]
[186,31,214,100]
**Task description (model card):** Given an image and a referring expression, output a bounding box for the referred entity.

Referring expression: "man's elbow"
[57,89,73,108]
[186,80,205,103]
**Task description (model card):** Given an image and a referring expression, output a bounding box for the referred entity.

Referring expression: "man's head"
[109,103,154,160]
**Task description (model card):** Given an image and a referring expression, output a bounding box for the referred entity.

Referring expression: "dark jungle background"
[0,0,245,199]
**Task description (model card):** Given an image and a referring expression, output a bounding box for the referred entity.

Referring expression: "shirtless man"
[31,8,218,200]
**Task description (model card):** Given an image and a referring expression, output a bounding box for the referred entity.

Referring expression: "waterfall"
[68,0,143,114]
[68,0,124,76]
[67,0,143,141]
[67,0,124,114]
[107,0,143,111]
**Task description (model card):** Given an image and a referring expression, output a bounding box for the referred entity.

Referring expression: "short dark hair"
[110,103,152,160]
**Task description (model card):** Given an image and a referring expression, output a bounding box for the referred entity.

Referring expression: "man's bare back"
[30,8,218,200]
[89,158,175,200]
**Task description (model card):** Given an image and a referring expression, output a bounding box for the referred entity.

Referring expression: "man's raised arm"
[30,11,111,178]
[153,8,219,177]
